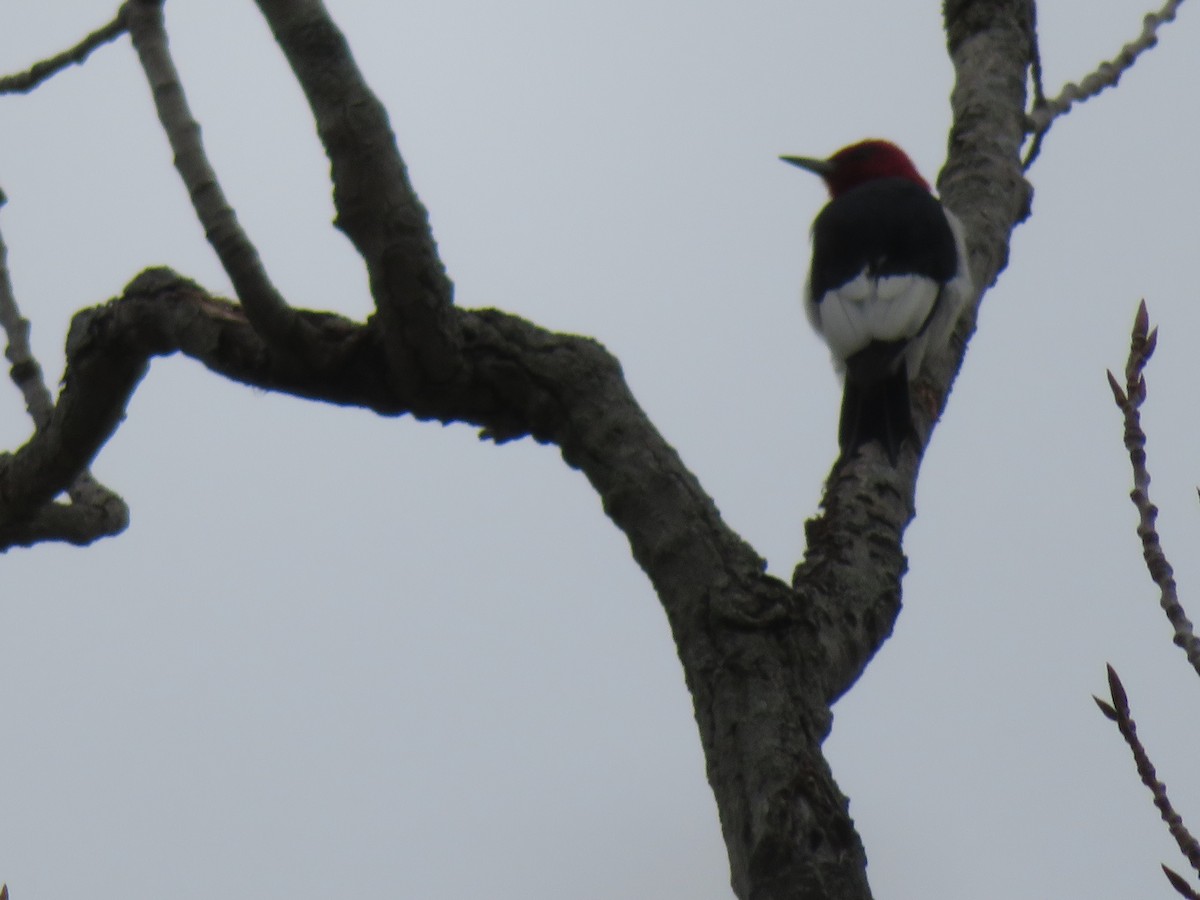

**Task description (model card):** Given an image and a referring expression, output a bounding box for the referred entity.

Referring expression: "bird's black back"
[808,178,958,304]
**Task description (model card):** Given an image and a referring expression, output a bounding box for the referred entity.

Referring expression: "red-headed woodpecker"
[782,140,971,462]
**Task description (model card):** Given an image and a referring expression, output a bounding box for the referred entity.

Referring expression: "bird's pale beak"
[780,155,834,176]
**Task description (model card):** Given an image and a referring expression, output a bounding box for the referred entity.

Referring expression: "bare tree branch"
[122,0,335,366]
[251,0,460,385]
[1024,0,1184,166]
[0,193,54,429]
[1101,304,1200,895]
[0,267,383,546]
[0,190,128,549]
[0,263,778,615]
[1107,301,1200,675]
[0,13,126,95]
[1095,665,1200,880]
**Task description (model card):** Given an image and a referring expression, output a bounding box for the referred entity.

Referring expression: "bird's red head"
[782,139,930,198]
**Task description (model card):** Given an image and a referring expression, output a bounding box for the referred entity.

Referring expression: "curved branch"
[0,267,384,548]
[0,12,126,95]
[122,0,332,364]
[0,190,128,548]
[0,266,769,596]
[252,0,460,383]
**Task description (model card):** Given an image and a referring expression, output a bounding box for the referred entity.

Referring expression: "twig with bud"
[1094,665,1200,896]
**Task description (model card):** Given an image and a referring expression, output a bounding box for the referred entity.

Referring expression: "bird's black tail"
[838,368,914,464]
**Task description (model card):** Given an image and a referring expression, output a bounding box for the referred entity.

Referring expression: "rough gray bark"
[0,0,1121,897]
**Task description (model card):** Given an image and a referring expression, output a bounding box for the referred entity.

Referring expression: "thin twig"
[1095,665,1200,880]
[1022,3,1048,169]
[0,14,126,95]
[122,0,327,364]
[1107,301,1200,675]
[0,191,55,429]
[1024,0,1184,167]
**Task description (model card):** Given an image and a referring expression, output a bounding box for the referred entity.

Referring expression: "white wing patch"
[808,272,939,371]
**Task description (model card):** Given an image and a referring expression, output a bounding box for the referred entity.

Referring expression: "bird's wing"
[901,208,974,375]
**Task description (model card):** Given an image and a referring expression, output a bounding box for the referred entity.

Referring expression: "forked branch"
[252,0,461,383]
[122,0,333,365]
[1024,0,1184,167]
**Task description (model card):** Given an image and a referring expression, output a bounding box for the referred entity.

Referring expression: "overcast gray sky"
[3,2,1200,898]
